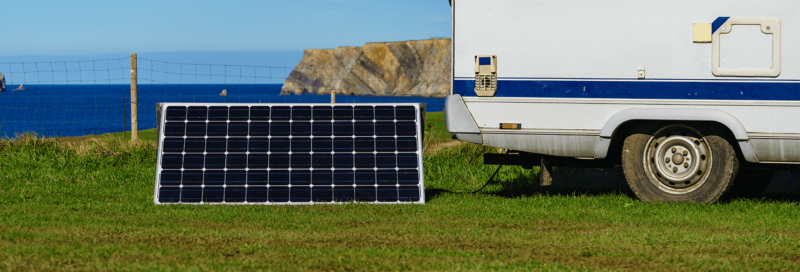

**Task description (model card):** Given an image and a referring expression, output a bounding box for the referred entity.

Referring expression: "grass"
[423,111,458,149]
[2,113,800,271]
[55,129,159,143]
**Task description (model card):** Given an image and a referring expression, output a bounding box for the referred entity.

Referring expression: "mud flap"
[540,158,553,186]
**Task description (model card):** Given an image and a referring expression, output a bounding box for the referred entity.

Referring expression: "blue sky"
[2,0,451,67]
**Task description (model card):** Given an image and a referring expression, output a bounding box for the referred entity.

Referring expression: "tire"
[621,124,739,203]
[727,169,775,198]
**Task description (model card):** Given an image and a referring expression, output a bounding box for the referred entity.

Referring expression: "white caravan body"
[446,0,800,164]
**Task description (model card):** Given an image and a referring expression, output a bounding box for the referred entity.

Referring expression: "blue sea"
[0,84,445,138]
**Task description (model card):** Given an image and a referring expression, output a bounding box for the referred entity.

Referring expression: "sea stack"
[0,73,5,92]
[281,38,450,97]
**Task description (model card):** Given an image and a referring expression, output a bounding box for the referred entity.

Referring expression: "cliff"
[281,38,450,97]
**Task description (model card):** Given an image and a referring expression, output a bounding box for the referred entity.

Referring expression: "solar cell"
[154,103,425,205]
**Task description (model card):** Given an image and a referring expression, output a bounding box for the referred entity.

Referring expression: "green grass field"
[2,113,800,271]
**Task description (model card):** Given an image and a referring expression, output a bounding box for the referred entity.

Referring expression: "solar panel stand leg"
[156,103,162,138]
[420,103,426,144]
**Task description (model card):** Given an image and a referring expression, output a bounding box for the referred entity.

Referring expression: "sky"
[1,0,452,68]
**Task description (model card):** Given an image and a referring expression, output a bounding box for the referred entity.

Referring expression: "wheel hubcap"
[644,126,712,194]
[672,153,684,165]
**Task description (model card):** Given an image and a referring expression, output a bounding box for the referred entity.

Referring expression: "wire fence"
[1,58,131,138]
[0,56,448,138]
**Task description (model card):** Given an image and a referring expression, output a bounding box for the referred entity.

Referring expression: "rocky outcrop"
[281,38,450,97]
[0,73,5,92]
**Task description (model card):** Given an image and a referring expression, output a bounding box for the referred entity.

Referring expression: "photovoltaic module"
[153,103,425,205]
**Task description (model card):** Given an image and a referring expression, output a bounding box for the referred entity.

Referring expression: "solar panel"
[153,103,425,205]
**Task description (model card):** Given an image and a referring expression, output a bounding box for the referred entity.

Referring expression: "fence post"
[123,96,127,139]
[130,53,138,141]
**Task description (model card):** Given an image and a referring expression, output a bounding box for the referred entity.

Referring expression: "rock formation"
[0,73,5,92]
[281,38,450,97]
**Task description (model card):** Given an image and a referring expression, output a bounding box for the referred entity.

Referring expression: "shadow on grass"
[424,167,636,202]
[756,170,800,202]
[488,167,636,199]
[427,167,800,203]
[425,189,454,202]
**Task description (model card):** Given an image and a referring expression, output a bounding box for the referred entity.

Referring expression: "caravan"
[445,0,800,202]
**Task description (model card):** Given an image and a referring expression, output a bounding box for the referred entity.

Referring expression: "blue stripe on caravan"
[453,79,800,101]
[712,17,730,34]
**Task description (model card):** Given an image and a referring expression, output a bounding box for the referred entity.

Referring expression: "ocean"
[0,84,445,138]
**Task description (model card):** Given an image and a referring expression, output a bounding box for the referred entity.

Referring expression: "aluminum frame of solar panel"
[153,103,425,205]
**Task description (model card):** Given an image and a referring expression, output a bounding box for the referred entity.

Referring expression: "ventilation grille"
[475,74,497,92]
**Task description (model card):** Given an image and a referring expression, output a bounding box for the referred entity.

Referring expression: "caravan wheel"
[621,124,739,203]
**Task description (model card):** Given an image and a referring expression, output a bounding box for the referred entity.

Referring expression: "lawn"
[55,128,159,143]
[2,113,800,271]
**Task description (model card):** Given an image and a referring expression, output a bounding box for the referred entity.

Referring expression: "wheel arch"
[594,108,759,163]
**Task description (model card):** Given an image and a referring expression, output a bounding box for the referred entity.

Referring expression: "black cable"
[442,149,510,194]
[461,164,503,194]
[431,165,504,195]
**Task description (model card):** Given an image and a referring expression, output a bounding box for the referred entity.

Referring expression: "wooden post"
[123,96,127,139]
[130,53,138,141]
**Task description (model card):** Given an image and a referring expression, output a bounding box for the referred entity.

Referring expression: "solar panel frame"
[153,103,426,205]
